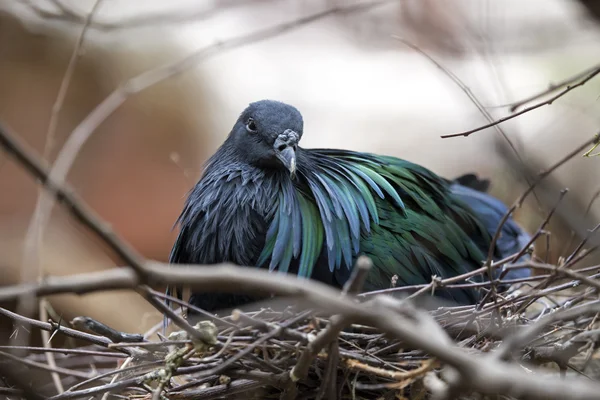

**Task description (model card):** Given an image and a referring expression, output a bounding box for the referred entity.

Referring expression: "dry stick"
[565,221,600,266]
[477,190,568,311]
[159,307,313,394]
[0,122,147,277]
[101,357,133,400]
[0,362,45,400]
[0,306,125,351]
[460,274,600,334]
[3,261,600,319]
[48,373,145,400]
[143,306,184,341]
[20,0,104,300]
[316,340,339,400]
[483,134,600,279]
[0,123,201,341]
[345,357,436,381]
[17,3,104,390]
[361,253,520,298]
[498,188,569,271]
[494,300,600,361]
[0,350,92,380]
[393,35,541,211]
[167,379,265,400]
[4,265,600,399]
[0,345,124,358]
[514,222,600,316]
[516,262,600,293]
[45,0,104,160]
[289,257,372,384]
[442,68,600,138]
[231,311,308,343]
[66,360,163,393]
[506,64,600,112]
[139,286,205,342]
[24,0,261,31]
[148,287,237,329]
[39,299,64,393]
[71,316,144,343]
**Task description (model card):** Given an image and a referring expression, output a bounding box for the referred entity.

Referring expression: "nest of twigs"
[3,251,600,400]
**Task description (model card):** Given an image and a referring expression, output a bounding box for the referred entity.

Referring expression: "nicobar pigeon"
[168,100,531,315]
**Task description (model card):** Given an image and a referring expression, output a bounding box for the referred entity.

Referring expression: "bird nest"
[4,253,600,400]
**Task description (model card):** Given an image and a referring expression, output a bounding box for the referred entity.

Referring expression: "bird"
[167,99,532,316]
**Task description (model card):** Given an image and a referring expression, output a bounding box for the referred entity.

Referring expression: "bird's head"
[227,99,303,178]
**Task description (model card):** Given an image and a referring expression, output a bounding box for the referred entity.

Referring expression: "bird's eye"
[246,118,257,133]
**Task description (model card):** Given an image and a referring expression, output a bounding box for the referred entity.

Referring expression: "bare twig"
[0,350,92,380]
[15,5,104,376]
[442,67,600,138]
[0,121,147,277]
[39,299,64,394]
[291,257,372,383]
[316,340,339,400]
[495,300,600,360]
[342,256,372,296]
[393,36,541,212]
[0,306,134,356]
[24,3,103,392]
[506,64,600,112]
[484,134,600,275]
[3,263,600,399]
[43,0,103,161]
[23,0,258,31]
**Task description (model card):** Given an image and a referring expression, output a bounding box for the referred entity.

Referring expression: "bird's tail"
[453,173,491,193]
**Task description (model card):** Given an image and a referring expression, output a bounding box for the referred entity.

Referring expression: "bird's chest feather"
[173,169,280,267]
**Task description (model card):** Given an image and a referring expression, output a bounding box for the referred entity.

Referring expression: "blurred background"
[1,0,600,338]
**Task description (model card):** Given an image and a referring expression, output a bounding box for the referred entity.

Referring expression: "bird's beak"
[273,130,298,178]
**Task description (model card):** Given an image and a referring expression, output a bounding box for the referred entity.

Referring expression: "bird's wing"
[261,149,488,295]
[329,152,488,293]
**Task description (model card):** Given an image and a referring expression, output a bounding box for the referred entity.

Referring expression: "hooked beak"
[273,129,299,178]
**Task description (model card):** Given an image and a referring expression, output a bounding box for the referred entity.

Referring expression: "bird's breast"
[178,174,279,267]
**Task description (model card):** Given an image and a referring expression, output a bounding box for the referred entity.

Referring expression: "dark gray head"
[227,100,304,178]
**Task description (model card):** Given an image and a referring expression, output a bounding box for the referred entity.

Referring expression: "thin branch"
[0,350,92,380]
[0,121,147,277]
[39,299,64,394]
[494,300,600,360]
[506,64,600,112]
[43,0,103,161]
[23,0,256,31]
[3,263,600,399]
[342,256,372,295]
[393,36,542,212]
[484,134,600,275]
[0,346,124,358]
[0,306,130,354]
[290,315,351,382]
[16,0,103,360]
[442,67,600,138]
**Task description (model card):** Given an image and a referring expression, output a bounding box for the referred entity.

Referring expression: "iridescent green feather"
[257,148,490,304]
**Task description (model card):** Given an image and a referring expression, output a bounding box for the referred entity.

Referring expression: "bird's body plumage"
[168,100,531,313]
